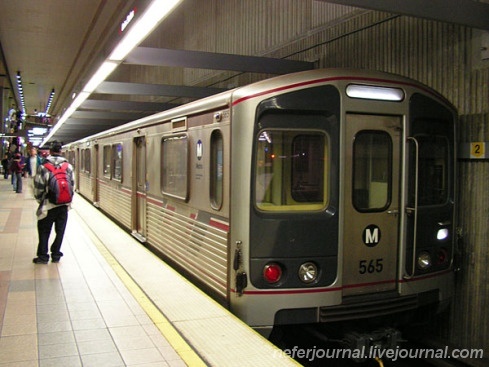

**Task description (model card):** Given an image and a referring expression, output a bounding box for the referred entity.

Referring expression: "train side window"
[103,145,111,178]
[80,149,85,172]
[210,130,223,209]
[84,149,91,174]
[161,135,189,200]
[68,151,75,167]
[352,131,392,211]
[112,143,123,182]
[255,130,328,211]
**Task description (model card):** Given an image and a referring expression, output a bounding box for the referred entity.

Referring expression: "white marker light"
[346,84,404,101]
[437,228,449,240]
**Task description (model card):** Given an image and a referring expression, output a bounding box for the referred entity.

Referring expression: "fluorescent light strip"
[42,0,183,146]
[109,0,182,61]
[83,61,118,93]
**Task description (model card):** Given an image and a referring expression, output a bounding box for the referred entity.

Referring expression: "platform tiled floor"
[0,176,186,367]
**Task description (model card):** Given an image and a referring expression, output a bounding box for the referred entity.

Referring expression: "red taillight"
[437,248,448,265]
[263,263,283,283]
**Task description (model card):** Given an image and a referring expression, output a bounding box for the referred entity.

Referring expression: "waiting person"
[24,147,42,188]
[1,154,9,179]
[33,142,74,264]
[10,152,24,193]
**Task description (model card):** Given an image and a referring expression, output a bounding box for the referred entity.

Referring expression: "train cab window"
[112,143,123,181]
[103,145,111,178]
[161,135,188,200]
[255,130,328,211]
[353,131,392,211]
[210,130,223,209]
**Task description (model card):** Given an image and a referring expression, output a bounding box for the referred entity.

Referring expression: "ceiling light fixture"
[16,71,26,115]
[44,88,55,116]
[41,0,183,146]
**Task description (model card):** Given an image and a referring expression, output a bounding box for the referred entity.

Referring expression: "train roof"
[65,68,454,147]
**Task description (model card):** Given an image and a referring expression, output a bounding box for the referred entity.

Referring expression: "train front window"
[255,130,328,211]
[353,131,392,211]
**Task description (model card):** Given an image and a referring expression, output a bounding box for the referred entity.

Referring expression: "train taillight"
[263,263,283,284]
[436,248,449,265]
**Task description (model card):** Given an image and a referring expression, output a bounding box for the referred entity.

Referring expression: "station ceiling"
[1,0,488,146]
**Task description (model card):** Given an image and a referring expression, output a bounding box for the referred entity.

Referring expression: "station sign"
[459,142,488,159]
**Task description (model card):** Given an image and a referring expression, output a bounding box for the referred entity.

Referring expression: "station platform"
[0,176,298,367]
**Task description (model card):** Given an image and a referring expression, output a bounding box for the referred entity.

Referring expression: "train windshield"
[255,130,328,211]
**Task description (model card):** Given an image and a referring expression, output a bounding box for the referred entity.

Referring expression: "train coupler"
[342,327,403,362]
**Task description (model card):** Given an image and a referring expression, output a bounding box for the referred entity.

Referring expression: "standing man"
[33,141,74,264]
[24,147,42,188]
[10,152,25,193]
[1,154,9,179]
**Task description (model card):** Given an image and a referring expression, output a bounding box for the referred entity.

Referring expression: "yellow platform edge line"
[76,213,208,367]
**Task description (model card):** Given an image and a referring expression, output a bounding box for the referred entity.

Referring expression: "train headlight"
[417,252,432,270]
[263,263,283,284]
[298,262,318,284]
[437,228,449,241]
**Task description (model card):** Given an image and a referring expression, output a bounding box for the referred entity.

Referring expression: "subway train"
[64,68,457,344]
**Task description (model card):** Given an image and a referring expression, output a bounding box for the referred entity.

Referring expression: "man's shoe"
[51,258,60,263]
[33,257,48,264]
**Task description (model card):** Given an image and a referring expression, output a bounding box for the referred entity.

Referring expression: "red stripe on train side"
[209,218,230,232]
[236,270,452,295]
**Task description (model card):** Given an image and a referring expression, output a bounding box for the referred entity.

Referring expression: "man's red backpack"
[44,162,73,204]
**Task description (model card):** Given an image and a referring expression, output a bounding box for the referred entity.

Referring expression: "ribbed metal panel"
[146,202,229,299]
[77,173,92,199]
[98,183,131,229]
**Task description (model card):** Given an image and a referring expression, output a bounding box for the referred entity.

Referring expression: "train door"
[93,144,100,206]
[343,114,401,297]
[132,137,147,242]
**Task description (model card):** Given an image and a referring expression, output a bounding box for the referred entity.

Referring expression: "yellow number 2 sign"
[470,142,486,159]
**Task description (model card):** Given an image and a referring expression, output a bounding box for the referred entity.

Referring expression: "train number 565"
[359,258,383,274]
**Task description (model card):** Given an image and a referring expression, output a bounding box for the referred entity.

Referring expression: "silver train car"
[65,68,456,340]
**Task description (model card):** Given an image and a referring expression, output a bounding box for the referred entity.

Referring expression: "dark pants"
[36,205,68,261]
[14,172,22,192]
